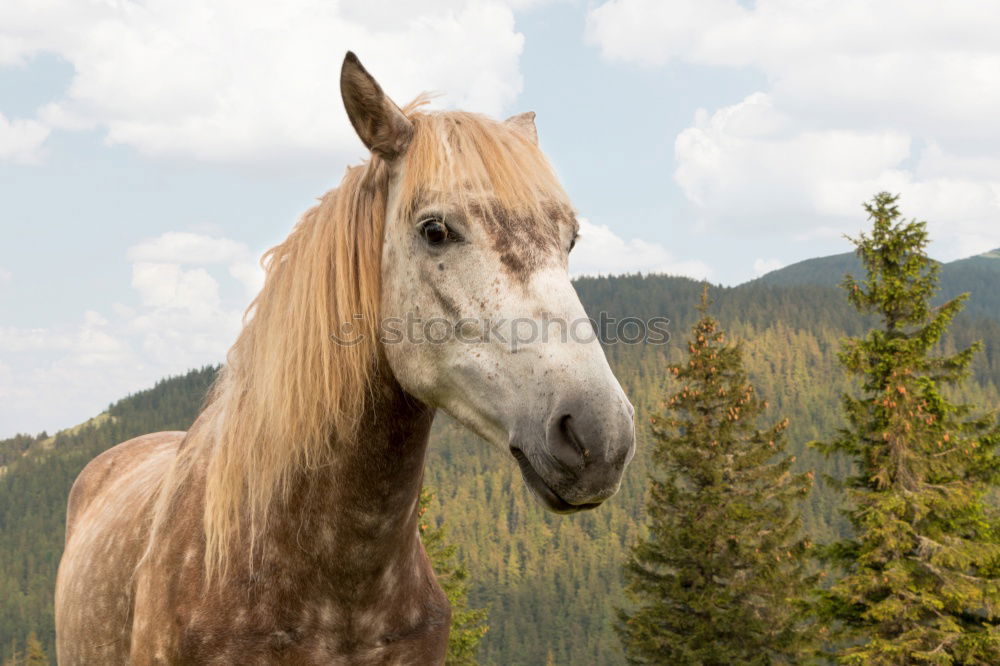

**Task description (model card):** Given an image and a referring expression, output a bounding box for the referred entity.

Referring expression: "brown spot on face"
[470,198,563,280]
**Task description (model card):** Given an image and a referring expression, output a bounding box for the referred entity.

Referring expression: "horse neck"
[254,372,436,596]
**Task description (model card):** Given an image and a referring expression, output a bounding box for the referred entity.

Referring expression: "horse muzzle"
[510,394,635,513]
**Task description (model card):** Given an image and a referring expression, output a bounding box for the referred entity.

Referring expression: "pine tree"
[813,192,1000,664]
[23,632,46,666]
[616,288,816,665]
[419,487,489,665]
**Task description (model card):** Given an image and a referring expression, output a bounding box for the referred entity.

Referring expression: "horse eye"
[419,218,458,246]
[569,234,578,252]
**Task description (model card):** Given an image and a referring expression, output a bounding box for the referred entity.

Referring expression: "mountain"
[753,252,863,289]
[755,248,1000,320]
[947,247,1000,271]
[2,268,999,664]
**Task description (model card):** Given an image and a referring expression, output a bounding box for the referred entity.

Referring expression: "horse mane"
[151,99,572,580]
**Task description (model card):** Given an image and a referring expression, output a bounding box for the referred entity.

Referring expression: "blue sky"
[2,0,999,435]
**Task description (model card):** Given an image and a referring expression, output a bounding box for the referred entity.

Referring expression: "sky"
[2,0,1000,436]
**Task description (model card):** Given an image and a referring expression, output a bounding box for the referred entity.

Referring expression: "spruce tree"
[813,192,1000,664]
[23,632,46,666]
[419,487,489,665]
[616,288,815,665]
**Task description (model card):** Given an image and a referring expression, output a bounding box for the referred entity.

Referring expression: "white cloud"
[0,231,257,434]
[228,261,266,298]
[1,0,530,166]
[673,92,913,231]
[673,93,1000,258]
[128,231,264,298]
[0,267,11,287]
[586,0,744,67]
[753,258,783,277]
[74,311,130,366]
[0,311,136,435]
[131,263,221,314]
[587,0,1000,260]
[571,218,711,279]
[127,232,250,265]
[0,326,74,353]
[0,112,49,164]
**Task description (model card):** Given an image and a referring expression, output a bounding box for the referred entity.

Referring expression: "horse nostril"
[550,413,587,471]
[559,415,587,460]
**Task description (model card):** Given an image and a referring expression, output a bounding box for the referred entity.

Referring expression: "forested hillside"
[2,270,998,664]
[756,248,1000,322]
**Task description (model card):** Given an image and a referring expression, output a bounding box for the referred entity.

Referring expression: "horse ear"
[505,111,538,145]
[340,52,414,161]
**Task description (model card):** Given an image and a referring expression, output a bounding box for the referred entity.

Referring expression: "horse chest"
[171,593,449,665]
[130,537,446,665]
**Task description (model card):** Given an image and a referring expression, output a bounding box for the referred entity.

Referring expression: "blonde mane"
[156,102,573,579]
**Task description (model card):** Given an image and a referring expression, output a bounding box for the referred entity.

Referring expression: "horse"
[54,52,635,665]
